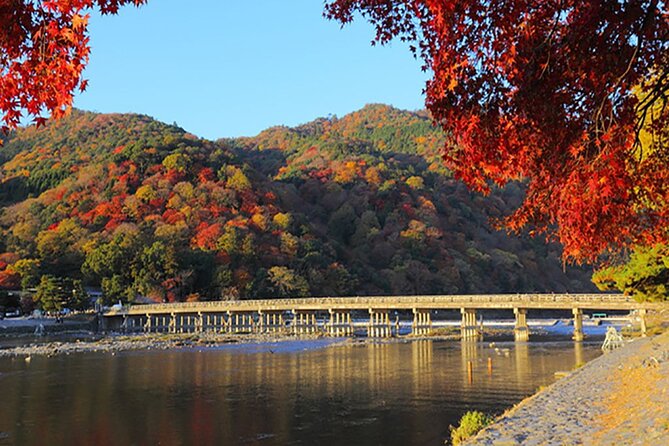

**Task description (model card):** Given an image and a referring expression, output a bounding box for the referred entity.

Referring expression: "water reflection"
[0,340,600,446]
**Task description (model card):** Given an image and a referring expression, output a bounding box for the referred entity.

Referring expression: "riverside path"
[102,293,659,341]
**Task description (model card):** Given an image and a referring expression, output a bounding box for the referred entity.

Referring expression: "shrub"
[449,411,493,445]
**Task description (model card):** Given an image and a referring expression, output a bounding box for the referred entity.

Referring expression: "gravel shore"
[0,332,335,357]
[466,330,669,445]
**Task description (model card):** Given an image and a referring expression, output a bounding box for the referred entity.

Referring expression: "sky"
[73,0,429,140]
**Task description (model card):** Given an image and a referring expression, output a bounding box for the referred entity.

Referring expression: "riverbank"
[0,315,620,358]
[0,332,347,357]
[465,328,669,445]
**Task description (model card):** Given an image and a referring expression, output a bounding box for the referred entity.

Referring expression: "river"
[0,337,602,445]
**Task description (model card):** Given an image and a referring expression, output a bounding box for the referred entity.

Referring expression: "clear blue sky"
[73,0,428,140]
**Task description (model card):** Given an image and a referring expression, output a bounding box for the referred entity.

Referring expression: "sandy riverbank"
[465,329,669,445]
[0,332,350,357]
[0,315,622,358]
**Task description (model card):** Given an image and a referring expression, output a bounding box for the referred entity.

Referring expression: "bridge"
[102,293,659,341]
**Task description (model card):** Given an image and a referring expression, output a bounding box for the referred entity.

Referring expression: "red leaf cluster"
[326,0,669,262]
[0,0,145,132]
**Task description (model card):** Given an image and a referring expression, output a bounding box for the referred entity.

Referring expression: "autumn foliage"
[0,107,595,302]
[325,0,669,261]
[3,1,666,265]
[0,0,145,131]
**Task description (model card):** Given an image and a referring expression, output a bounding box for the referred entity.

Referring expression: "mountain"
[0,105,595,304]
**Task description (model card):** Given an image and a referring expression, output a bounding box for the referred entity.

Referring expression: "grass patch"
[424,326,459,336]
[449,410,493,445]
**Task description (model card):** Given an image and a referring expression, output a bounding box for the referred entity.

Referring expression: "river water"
[0,339,600,446]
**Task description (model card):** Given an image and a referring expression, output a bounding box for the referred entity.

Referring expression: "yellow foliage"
[135,184,156,202]
[405,176,424,189]
[365,167,382,185]
[251,213,268,231]
[273,212,292,229]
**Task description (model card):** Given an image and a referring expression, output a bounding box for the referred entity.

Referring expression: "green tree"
[132,241,178,302]
[328,203,357,243]
[34,275,64,312]
[101,275,134,305]
[405,176,424,190]
[267,266,309,298]
[69,279,90,310]
[593,244,669,302]
[217,226,239,256]
[225,167,251,191]
[82,231,140,304]
[162,153,190,173]
[33,275,80,312]
[9,258,41,289]
[35,218,86,276]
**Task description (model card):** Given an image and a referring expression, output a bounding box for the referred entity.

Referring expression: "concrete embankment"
[466,330,669,445]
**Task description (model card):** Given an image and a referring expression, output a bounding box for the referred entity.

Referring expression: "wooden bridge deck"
[102,293,661,339]
[104,293,654,316]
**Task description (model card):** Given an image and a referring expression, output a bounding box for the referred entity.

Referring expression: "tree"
[0,1,146,132]
[132,241,178,302]
[267,266,309,297]
[326,0,668,262]
[82,232,139,304]
[162,153,190,173]
[593,244,669,302]
[8,258,41,289]
[34,275,90,311]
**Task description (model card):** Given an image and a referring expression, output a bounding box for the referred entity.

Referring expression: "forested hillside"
[0,105,595,306]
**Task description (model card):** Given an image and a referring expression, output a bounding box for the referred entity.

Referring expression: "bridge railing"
[104,293,635,316]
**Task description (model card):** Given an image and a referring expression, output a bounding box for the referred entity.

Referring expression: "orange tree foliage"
[325,0,669,262]
[0,0,145,131]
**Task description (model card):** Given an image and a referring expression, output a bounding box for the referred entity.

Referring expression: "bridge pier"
[207,313,225,332]
[412,309,432,336]
[572,308,584,341]
[327,310,353,337]
[259,310,285,334]
[368,309,391,338]
[291,310,318,335]
[227,311,256,333]
[514,308,529,342]
[102,294,646,340]
[461,308,480,341]
[195,312,204,333]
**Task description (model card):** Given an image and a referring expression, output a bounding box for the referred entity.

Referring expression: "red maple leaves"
[2,1,667,263]
[0,0,145,132]
[326,0,669,261]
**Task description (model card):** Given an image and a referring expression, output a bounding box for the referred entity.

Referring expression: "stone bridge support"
[207,313,227,333]
[368,309,391,338]
[461,308,479,341]
[327,309,353,337]
[200,313,222,333]
[412,309,432,336]
[291,310,318,335]
[514,308,529,342]
[176,314,200,333]
[572,308,584,341]
[227,311,256,333]
[259,310,285,334]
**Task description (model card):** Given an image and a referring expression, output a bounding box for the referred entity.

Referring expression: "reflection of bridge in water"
[102,293,657,341]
